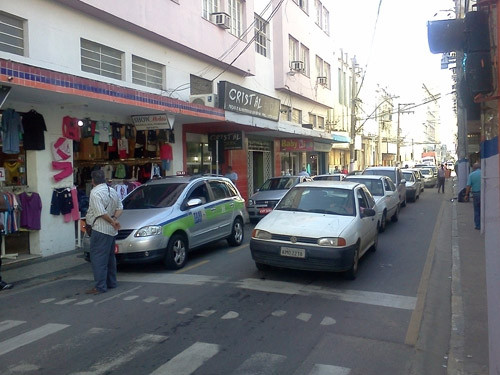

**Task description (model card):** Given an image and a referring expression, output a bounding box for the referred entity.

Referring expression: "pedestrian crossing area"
[39,295,338,326]
[0,320,352,375]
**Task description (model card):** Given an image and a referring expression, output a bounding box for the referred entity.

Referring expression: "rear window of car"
[259,177,299,191]
[363,169,396,182]
[403,172,414,182]
[346,178,384,196]
[276,187,355,216]
[420,169,432,176]
[122,183,187,209]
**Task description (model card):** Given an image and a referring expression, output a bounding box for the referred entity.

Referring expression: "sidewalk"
[448,177,488,374]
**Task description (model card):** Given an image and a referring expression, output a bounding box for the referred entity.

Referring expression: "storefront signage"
[218,81,280,121]
[208,132,243,150]
[280,139,314,152]
[131,114,171,130]
[314,142,332,152]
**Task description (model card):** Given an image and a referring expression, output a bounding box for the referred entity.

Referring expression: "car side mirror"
[186,198,204,207]
[400,179,406,184]
[361,208,376,217]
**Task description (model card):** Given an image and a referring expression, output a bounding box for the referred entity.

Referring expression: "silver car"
[402,170,422,202]
[83,175,248,269]
[247,175,311,222]
[420,168,437,187]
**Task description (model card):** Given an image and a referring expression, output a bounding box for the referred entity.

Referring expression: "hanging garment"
[18,192,42,230]
[94,121,111,144]
[1,108,23,154]
[4,161,21,185]
[102,164,114,180]
[114,184,128,200]
[51,137,72,161]
[52,161,73,182]
[160,143,173,161]
[62,116,80,141]
[117,137,129,158]
[63,187,80,223]
[22,109,47,150]
[114,164,126,179]
[50,188,74,215]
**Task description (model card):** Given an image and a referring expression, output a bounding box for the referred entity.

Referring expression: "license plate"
[280,247,305,258]
[259,207,273,214]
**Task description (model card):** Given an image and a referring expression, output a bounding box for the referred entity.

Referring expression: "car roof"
[364,166,399,170]
[298,180,361,189]
[345,175,385,180]
[143,175,231,186]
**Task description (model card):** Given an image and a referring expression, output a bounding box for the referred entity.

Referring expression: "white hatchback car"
[250,181,379,279]
[345,175,400,232]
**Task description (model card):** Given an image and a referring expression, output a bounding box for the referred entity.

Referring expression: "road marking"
[40,298,56,304]
[405,201,444,345]
[143,296,159,303]
[159,297,176,305]
[320,317,337,326]
[272,310,287,317]
[227,244,248,254]
[75,299,94,305]
[220,311,239,320]
[177,308,192,315]
[297,313,312,322]
[55,298,77,305]
[235,278,417,310]
[95,286,143,306]
[232,352,287,375]
[309,364,351,375]
[0,320,25,333]
[149,342,220,375]
[123,295,139,301]
[0,323,70,356]
[175,260,210,274]
[70,334,167,375]
[197,310,216,317]
[69,273,225,286]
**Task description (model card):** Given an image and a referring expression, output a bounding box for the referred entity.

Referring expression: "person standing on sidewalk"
[85,169,123,294]
[437,164,446,193]
[464,162,481,230]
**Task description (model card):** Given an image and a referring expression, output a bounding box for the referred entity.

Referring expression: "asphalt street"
[0,188,456,375]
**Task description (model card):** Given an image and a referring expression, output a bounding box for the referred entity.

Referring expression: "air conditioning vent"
[211,12,230,29]
[189,94,218,107]
[317,76,327,86]
[290,61,304,71]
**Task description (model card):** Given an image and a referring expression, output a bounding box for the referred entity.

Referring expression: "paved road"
[0,189,451,374]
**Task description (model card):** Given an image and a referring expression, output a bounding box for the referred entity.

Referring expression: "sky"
[331,0,457,148]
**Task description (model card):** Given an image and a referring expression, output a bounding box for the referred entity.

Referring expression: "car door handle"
[211,207,217,211]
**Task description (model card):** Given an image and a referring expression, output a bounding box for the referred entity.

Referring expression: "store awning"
[332,134,351,143]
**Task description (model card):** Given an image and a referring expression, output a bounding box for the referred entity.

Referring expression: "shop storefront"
[278,138,330,176]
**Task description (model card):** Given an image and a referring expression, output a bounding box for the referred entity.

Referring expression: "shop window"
[187,142,212,175]
[132,55,164,90]
[81,38,123,80]
[0,12,25,56]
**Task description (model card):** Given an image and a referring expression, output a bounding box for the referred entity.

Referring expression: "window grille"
[132,55,163,90]
[81,38,123,80]
[0,12,24,56]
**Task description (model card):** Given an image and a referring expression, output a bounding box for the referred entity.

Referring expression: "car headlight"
[135,226,162,237]
[252,229,272,240]
[317,237,346,246]
[248,199,255,206]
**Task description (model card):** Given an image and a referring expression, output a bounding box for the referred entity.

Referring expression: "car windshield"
[363,169,396,182]
[420,169,432,176]
[276,187,355,216]
[346,178,384,196]
[122,183,188,209]
[403,172,414,182]
[259,177,299,191]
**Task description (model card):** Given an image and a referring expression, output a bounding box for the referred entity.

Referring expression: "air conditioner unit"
[189,94,217,107]
[317,76,327,86]
[290,60,304,71]
[211,12,230,29]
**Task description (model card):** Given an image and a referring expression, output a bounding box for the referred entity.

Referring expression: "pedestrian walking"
[464,162,481,230]
[437,164,446,193]
[224,166,238,182]
[85,169,123,294]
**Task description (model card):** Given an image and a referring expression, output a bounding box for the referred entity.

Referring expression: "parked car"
[83,175,248,269]
[362,166,407,207]
[345,175,400,232]
[347,170,364,176]
[419,167,437,187]
[405,168,425,192]
[312,173,346,181]
[247,175,311,222]
[250,181,379,279]
[402,170,422,202]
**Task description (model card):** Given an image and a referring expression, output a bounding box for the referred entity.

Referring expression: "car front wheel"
[391,204,400,222]
[379,211,386,233]
[344,242,360,280]
[163,234,188,269]
[227,217,244,246]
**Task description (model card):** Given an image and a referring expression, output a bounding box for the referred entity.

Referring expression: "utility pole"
[349,57,358,172]
[396,103,414,166]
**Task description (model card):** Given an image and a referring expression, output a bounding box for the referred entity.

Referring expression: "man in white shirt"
[85,170,123,294]
[225,166,238,182]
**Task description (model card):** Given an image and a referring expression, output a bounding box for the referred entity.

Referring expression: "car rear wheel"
[391,204,400,222]
[163,234,188,269]
[344,242,360,280]
[379,211,387,233]
[370,231,378,252]
[227,217,244,246]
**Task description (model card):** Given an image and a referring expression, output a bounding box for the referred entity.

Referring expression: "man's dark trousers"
[90,230,117,292]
